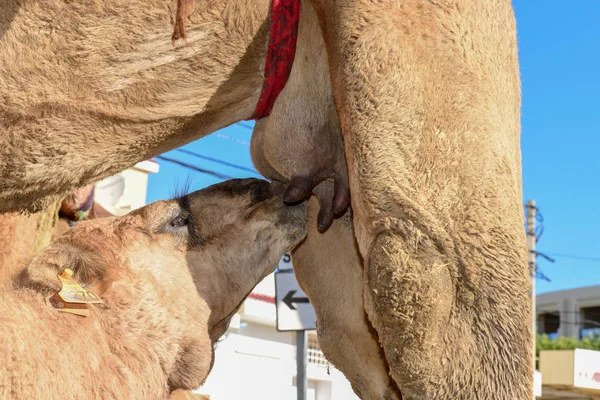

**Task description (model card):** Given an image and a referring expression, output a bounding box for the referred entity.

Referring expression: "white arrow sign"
[274,254,316,331]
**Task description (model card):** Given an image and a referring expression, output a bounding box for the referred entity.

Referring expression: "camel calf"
[0,179,306,399]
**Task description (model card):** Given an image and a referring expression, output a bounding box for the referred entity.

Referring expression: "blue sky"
[147,1,600,294]
[516,0,600,293]
[147,122,258,203]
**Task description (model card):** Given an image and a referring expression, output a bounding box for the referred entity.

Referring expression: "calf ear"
[19,243,114,297]
[168,337,213,392]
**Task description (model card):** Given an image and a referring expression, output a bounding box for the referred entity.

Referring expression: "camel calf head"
[4,178,306,398]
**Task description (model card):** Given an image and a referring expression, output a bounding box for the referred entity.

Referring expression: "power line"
[539,252,600,263]
[535,211,544,243]
[175,148,259,175]
[236,122,254,131]
[523,203,544,243]
[156,156,233,180]
[522,203,600,264]
[541,311,600,315]
[523,203,600,274]
[533,251,555,263]
[526,202,552,284]
[215,133,250,147]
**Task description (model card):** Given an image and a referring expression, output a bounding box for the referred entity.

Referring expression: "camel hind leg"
[292,196,401,400]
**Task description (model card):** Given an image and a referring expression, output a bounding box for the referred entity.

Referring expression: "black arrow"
[283,290,310,310]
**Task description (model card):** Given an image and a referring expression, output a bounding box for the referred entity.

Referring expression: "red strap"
[246,0,300,121]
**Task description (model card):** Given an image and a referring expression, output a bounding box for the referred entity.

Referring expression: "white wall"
[195,333,358,400]
[94,160,158,216]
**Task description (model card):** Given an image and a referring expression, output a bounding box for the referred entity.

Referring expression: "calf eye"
[170,213,189,228]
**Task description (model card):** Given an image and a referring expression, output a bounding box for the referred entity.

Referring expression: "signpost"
[274,253,316,400]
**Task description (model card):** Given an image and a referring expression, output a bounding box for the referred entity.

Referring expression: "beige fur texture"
[0,0,273,213]
[251,0,349,233]
[1,179,306,399]
[0,189,109,292]
[308,0,531,398]
[251,3,399,398]
[253,0,530,398]
[0,201,63,287]
[0,213,40,284]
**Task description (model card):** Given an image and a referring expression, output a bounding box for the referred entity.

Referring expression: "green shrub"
[535,334,600,369]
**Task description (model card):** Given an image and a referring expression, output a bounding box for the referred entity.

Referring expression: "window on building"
[307,335,329,367]
[580,306,600,338]
[293,334,329,367]
[537,312,560,338]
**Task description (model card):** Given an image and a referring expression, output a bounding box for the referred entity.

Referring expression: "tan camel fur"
[251,1,350,234]
[0,198,200,400]
[0,202,63,287]
[0,213,42,283]
[293,199,402,400]
[305,0,531,398]
[255,0,530,398]
[0,0,274,213]
[251,3,399,398]
[1,179,307,399]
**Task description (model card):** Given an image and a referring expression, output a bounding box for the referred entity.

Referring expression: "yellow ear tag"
[47,268,102,318]
[56,268,102,304]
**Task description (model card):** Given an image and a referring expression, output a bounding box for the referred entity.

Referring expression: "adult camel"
[0,0,531,398]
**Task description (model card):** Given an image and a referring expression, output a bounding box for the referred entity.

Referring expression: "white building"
[94,160,160,216]
[537,285,600,338]
[194,272,359,400]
